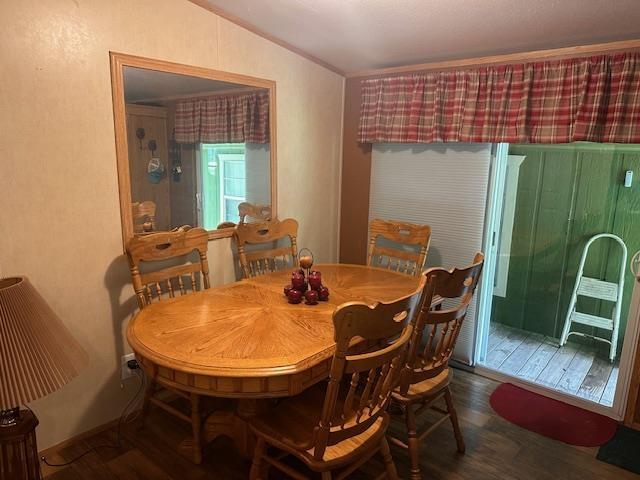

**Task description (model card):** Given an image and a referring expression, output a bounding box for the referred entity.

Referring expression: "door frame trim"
[619,277,640,422]
[474,143,509,365]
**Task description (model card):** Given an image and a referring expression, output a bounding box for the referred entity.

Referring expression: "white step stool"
[559,233,627,362]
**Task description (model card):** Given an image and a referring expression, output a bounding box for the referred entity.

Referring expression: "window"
[220,153,246,224]
[198,143,247,229]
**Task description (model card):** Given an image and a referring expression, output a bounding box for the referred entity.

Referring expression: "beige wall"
[0,0,344,449]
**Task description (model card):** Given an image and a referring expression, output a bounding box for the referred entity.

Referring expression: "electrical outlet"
[121,353,137,380]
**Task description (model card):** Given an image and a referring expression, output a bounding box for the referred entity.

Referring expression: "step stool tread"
[570,311,614,330]
[577,277,618,302]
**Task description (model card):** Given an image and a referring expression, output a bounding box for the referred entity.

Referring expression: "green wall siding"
[492,143,640,354]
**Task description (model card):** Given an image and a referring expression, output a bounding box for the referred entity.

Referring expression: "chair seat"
[393,368,451,402]
[250,382,387,468]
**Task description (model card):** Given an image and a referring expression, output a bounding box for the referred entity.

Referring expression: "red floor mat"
[490,383,617,447]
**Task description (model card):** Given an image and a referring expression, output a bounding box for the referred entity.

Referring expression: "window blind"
[369,143,492,364]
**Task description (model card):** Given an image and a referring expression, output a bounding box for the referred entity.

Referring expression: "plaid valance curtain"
[359,53,640,144]
[174,91,269,144]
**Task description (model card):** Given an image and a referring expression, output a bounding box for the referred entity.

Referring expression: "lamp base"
[0,407,20,427]
[0,409,40,480]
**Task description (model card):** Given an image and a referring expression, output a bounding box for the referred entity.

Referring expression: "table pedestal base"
[178,399,262,462]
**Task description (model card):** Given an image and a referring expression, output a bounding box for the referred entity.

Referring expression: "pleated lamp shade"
[0,277,88,410]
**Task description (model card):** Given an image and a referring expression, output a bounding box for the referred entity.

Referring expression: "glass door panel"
[478,142,640,413]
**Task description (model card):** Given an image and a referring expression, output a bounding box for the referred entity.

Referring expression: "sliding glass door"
[476,142,640,418]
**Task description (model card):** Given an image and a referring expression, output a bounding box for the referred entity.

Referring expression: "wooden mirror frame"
[109,52,277,248]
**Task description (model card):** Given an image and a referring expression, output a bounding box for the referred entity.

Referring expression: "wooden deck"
[483,323,619,407]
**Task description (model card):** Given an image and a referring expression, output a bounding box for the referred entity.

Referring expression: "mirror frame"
[109,52,277,248]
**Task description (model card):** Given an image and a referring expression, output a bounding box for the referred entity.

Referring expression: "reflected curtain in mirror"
[174,91,269,144]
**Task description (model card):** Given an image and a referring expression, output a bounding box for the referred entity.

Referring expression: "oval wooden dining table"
[127,264,423,461]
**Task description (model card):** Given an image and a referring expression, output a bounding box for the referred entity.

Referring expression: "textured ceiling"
[199,0,640,73]
[123,67,255,102]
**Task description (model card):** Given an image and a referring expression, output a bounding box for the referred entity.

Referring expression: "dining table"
[126,263,425,461]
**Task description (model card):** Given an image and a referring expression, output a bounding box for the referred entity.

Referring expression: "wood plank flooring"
[41,370,635,480]
[484,323,619,407]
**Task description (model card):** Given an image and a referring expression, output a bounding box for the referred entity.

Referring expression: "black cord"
[41,367,146,468]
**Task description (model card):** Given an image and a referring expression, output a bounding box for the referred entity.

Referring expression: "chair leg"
[190,393,203,464]
[405,404,422,480]
[380,436,399,480]
[250,437,266,480]
[444,387,465,454]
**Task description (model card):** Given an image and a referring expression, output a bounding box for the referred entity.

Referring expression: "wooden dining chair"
[367,219,431,276]
[131,200,157,233]
[389,253,484,480]
[125,227,211,463]
[238,202,273,224]
[234,218,298,278]
[249,287,424,480]
[126,227,211,308]
[216,221,237,229]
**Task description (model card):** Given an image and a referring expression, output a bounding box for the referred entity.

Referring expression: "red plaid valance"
[359,53,640,144]
[175,91,269,144]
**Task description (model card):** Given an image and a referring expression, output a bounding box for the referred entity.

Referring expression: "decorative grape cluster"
[283,269,329,305]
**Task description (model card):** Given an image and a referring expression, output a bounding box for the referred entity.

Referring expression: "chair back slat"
[399,253,484,394]
[132,200,157,233]
[140,263,202,285]
[126,227,210,309]
[234,218,298,278]
[368,219,431,276]
[244,247,293,263]
[238,202,272,224]
[310,287,423,460]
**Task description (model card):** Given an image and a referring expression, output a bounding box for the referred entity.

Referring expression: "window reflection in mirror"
[121,64,273,240]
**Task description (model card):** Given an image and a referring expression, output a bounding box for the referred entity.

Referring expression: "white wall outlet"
[121,353,137,381]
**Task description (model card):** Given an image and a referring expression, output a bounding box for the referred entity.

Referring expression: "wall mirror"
[110,52,276,247]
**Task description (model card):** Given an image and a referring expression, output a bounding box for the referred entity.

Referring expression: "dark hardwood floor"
[42,370,636,479]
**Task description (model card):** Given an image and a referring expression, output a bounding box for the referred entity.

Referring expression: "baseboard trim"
[450,359,475,373]
[38,412,136,459]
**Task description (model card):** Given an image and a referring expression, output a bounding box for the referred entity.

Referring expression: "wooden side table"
[0,410,40,480]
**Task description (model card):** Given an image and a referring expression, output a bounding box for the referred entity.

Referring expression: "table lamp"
[0,276,87,480]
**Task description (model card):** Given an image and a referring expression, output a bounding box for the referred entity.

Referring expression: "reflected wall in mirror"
[110,53,276,247]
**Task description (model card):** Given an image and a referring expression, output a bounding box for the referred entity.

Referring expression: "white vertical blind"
[245,143,271,205]
[370,143,492,364]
